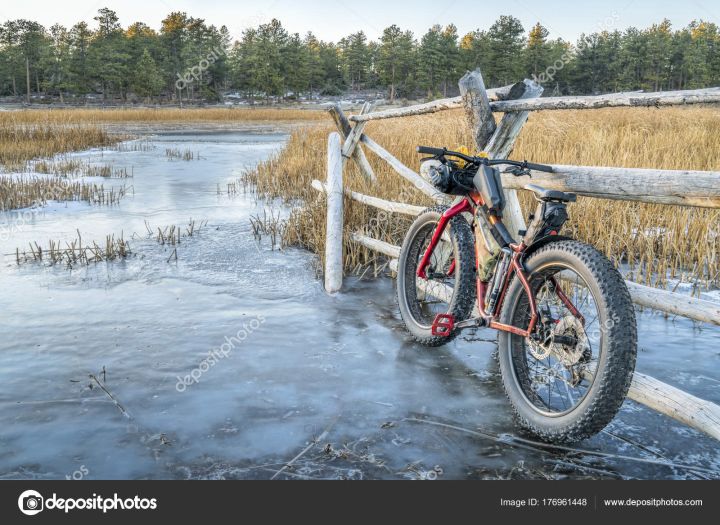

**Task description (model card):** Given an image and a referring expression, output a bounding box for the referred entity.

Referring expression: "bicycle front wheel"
[396,206,476,346]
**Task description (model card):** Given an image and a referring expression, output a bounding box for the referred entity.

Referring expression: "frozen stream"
[0,128,718,480]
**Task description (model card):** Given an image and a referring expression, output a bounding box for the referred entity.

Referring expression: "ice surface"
[0,128,718,480]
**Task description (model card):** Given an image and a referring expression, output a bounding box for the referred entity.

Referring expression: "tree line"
[1,8,719,103]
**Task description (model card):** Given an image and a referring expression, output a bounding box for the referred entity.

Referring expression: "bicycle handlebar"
[417,145,554,173]
[417,146,446,157]
[523,161,553,172]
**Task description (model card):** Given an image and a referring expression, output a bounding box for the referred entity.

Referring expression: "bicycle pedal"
[431,314,455,337]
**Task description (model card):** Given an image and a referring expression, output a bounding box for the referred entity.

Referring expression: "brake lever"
[503,166,532,177]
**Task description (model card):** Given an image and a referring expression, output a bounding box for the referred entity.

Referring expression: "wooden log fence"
[490,86,720,113]
[501,165,720,208]
[315,67,720,442]
[323,132,344,293]
[349,86,720,122]
[329,103,376,183]
[347,81,523,123]
[311,179,425,216]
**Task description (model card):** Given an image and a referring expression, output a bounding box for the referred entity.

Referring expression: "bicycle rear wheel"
[497,240,637,442]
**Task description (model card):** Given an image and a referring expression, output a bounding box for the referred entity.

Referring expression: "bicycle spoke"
[513,265,604,416]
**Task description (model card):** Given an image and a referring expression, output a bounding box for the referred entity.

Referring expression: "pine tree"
[283,32,309,98]
[318,41,344,94]
[160,11,190,100]
[438,24,460,96]
[486,15,525,85]
[132,48,164,101]
[686,21,719,88]
[459,30,490,74]
[303,32,328,96]
[340,31,369,91]
[44,24,71,102]
[525,23,550,79]
[378,25,415,101]
[14,20,49,101]
[646,19,673,90]
[253,19,287,100]
[68,22,92,95]
[0,21,23,96]
[618,28,646,90]
[88,8,129,100]
[418,25,444,97]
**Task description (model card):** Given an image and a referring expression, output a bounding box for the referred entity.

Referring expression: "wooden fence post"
[459,73,544,242]
[486,79,544,237]
[459,70,497,149]
[328,104,376,182]
[330,104,450,204]
[500,164,720,209]
[324,132,344,293]
[341,102,375,179]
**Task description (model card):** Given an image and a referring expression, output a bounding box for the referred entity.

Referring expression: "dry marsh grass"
[245,106,720,290]
[165,148,198,161]
[0,125,120,171]
[145,219,208,246]
[0,107,323,172]
[250,209,285,251]
[0,107,326,126]
[0,177,127,211]
[33,159,132,178]
[514,107,720,290]
[0,107,319,209]
[15,231,130,267]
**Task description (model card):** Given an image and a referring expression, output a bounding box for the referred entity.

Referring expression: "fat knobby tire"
[396,206,476,347]
[497,240,637,443]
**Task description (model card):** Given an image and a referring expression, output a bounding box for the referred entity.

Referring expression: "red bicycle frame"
[416,192,581,338]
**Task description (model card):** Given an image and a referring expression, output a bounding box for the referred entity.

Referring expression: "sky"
[0,0,719,43]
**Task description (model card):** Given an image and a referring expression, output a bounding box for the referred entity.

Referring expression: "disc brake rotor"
[528,338,552,361]
[553,315,590,366]
[528,315,590,366]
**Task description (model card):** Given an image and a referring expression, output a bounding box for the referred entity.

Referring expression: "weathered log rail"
[349,86,720,122]
[502,165,720,208]
[346,81,522,123]
[315,67,720,443]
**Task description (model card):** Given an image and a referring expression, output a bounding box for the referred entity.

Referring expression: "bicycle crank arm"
[455,317,488,330]
[431,314,487,337]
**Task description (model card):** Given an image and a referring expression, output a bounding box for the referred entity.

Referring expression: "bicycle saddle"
[525,184,577,203]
